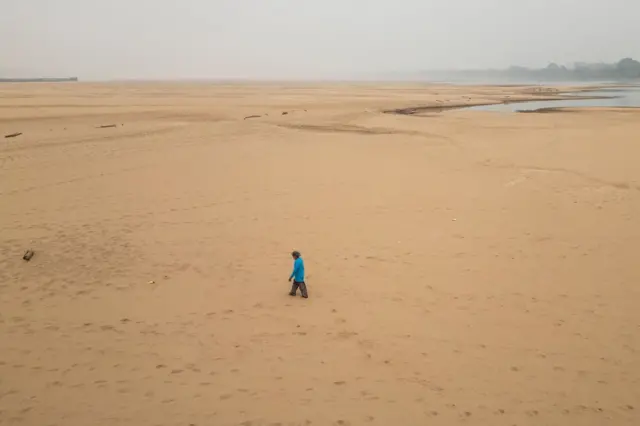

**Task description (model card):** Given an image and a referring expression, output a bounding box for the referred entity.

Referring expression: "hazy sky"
[1,0,638,79]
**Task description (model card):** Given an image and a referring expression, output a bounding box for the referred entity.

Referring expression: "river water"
[466,86,640,112]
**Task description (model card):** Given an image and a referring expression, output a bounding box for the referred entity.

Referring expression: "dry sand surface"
[1,82,639,426]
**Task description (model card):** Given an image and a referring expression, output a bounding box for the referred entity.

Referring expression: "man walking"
[288,251,308,298]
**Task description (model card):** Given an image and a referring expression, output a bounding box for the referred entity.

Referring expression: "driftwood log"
[97,124,117,129]
[23,250,35,261]
[5,132,22,138]
[243,115,261,120]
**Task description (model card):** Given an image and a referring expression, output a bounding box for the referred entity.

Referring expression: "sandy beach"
[1,82,639,426]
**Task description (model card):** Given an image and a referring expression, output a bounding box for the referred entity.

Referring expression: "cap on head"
[291,250,301,258]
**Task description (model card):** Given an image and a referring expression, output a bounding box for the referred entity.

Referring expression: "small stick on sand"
[244,115,261,120]
[5,132,22,138]
[96,124,117,129]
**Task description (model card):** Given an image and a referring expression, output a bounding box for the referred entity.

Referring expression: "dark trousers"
[290,281,308,298]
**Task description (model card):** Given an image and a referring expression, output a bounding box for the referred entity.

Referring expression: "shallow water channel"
[467,86,640,112]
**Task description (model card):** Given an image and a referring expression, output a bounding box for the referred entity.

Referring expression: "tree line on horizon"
[507,58,640,81]
[427,58,640,82]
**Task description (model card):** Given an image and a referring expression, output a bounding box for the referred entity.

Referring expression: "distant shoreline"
[382,84,637,116]
[0,77,78,83]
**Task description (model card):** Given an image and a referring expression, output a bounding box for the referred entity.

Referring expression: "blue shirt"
[290,257,305,282]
